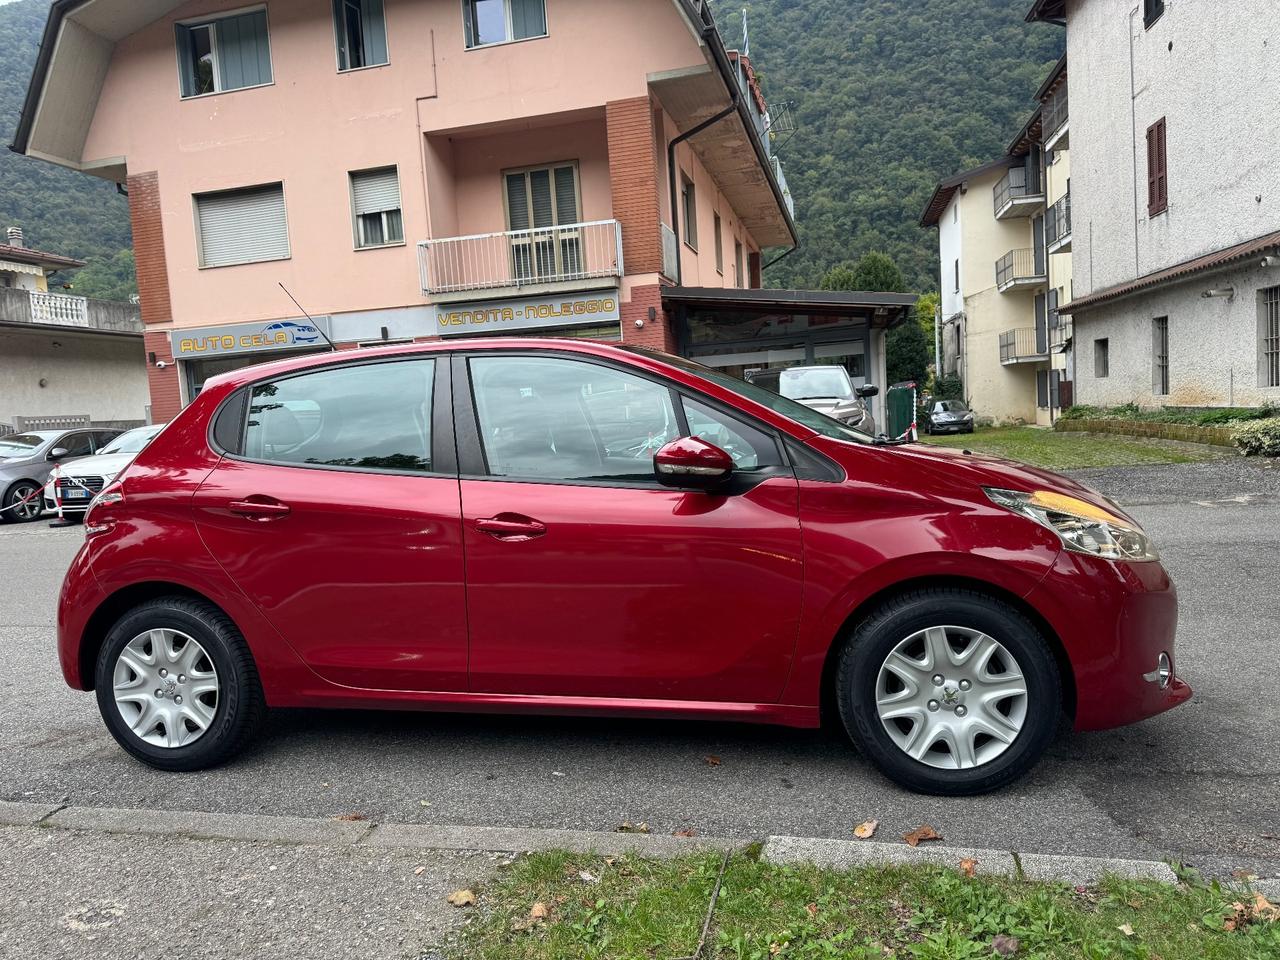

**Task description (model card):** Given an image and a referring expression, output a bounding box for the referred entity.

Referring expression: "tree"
[915,291,939,346]
[886,319,931,387]
[67,249,137,302]
[819,263,859,291]
[820,251,907,293]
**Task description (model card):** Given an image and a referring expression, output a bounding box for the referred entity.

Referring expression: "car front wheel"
[95,597,266,771]
[836,588,1061,795]
[2,480,44,523]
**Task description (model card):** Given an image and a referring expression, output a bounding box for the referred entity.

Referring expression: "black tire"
[94,596,266,771]
[2,480,43,523]
[835,587,1061,796]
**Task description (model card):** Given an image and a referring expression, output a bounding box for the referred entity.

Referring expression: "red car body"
[57,339,1190,734]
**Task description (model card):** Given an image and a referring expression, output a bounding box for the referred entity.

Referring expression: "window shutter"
[216,10,272,91]
[505,174,530,231]
[510,0,547,40]
[351,168,401,216]
[361,0,388,65]
[1146,124,1158,212]
[175,24,196,97]
[1156,119,1168,210]
[553,166,578,225]
[196,184,289,267]
[528,169,554,229]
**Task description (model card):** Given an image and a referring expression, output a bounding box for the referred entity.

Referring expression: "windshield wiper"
[872,434,912,446]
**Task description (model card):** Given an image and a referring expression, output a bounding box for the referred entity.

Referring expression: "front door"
[193,355,468,692]
[456,352,804,704]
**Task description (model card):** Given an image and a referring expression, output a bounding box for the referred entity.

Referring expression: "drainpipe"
[762,242,799,273]
[667,100,738,287]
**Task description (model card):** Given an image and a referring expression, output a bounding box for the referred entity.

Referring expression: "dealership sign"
[435,289,620,336]
[170,317,333,359]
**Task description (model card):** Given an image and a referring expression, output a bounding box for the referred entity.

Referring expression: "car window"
[777,367,853,401]
[245,359,435,472]
[681,397,781,471]
[100,427,160,455]
[92,430,121,450]
[0,434,50,458]
[470,355,678,483]
[57,432,95,458]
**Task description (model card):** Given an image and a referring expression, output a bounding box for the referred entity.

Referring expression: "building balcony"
[992,167,1045,220]
[995,248,1048,292]
[1000,327,1050,364]
[0,287,141,334]
[417,220,624,300]
[1046,192,1072,255]
[1050,316,1073,352]
[1043,83,1069,152]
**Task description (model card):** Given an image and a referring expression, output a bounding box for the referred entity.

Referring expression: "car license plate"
[64,488,90,499]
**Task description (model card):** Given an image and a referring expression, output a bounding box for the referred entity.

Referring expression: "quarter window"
[334,0,388,70]
[463,0,547,48]
[350,167,403,248]
[175,9,272,99]
[470,356,678,483]
[681,397,780,471]
[245,360,435,472]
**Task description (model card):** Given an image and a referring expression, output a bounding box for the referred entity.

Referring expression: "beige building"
[921,58,1073,426]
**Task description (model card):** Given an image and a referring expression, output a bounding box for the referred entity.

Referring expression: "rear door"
[193,354,468,692]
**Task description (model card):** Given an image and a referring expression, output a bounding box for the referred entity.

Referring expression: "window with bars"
[350,167,403,248]
[333,0,388,70]
[1146,118,1168,216]
[1152,317,1169,395]
[175,8,272,98]
[503,162,582,281]
[1261,285,1280,388]
[464,0,546,48]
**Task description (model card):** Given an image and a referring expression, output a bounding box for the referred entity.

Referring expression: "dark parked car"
[747,365,879,434]
[924,399,975,435]
[0,428,121,522]
[59,339,1188,795]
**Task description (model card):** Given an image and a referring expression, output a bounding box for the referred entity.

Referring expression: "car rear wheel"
[2,480,44,523]
[836,588,1061,795]
[95,597,266,771]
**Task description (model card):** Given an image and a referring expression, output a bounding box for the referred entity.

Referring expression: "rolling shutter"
[351,167,401,216]
[196,184,289,268]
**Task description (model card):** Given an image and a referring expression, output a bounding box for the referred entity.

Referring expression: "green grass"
[921,426,1226,470]
[450,850,1280,959]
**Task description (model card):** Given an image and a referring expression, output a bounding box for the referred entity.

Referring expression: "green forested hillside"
[0,0,133,296]
[0,0,1060,298]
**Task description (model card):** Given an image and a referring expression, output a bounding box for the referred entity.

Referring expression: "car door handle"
[228,498,291,520]
[475,514,546,541]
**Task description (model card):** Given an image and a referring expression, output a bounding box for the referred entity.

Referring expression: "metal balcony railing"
[1046,192,1072,249]
[417,219,623,296]
[1043,82,1069,143]
[995,248,1045,290]
[999,327,1049,363]
[0,287,142,333]
[993,166,1043,216]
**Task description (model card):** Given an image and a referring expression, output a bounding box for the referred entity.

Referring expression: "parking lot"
[2,457,1278,882]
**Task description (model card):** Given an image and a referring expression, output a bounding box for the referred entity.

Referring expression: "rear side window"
[244,359,435,472]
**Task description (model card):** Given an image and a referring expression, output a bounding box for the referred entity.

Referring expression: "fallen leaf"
[1254,892,1280,922]
[853,819,878,839]
[604,857,616,866]
[959,858,978,879]
[333,813,367,821]
[446,889,476,908]
[704,755,722,766]
[805,903,818,918]
[529,902,548,921]
[991,934,1020,956]
[616,821,651,834]
[413,866,426,877]
[419,799,431,807]
[578,870,599,884]
[673,828,697,838]
[1117,923,1134,937]
[902,825,943,847]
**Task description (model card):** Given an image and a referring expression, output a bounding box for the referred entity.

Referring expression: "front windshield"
[778,367,853,401]
[0,434,49,458]
[621,348,874,444]
[100,427,160,455]
[938,400,969,412]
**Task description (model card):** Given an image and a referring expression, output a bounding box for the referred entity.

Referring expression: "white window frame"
[349,165,405,250]
[462,0,549,50]
[175,4,273,101]
[333,0,390,73]
[500,160,583,232]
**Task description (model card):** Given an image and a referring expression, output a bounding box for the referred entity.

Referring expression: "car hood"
[58,452,135,479]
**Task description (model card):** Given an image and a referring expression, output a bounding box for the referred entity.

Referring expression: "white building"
[1027,0,1280,409]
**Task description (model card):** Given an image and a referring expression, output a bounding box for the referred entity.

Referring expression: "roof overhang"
[1026,0,1067,25]
[1035,54,1068,101]
[0,243,86,271]
[1006,108,1043,157]
[663,286,916,327]
[919,156,1017,227]
[1060,230,1280,314]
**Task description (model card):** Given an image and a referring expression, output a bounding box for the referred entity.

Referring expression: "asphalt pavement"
[1,456,1277,894]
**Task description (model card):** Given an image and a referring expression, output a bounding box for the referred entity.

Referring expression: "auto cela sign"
[170,317,333,358]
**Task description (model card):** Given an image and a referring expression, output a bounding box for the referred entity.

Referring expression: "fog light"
[1144,652,1172,688]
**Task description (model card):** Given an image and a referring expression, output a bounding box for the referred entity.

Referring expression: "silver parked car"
[746,365,879,434]
[0,428,121,523]
[43,423,166,518]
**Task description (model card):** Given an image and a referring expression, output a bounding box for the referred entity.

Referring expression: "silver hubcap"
[875,626,1028,770]
[112,629,219,748]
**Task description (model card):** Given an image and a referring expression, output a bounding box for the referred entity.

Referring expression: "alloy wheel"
[875,625,1028,770]
[9,482,42,521]
[112,628,220,748]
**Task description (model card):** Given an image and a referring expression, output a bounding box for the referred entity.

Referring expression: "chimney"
[6,226,23,248]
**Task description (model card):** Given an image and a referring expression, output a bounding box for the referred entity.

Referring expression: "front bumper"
[930,420,973,433]
[1025,550,1191,731]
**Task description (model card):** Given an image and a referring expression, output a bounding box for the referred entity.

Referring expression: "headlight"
[984,487,1159,561]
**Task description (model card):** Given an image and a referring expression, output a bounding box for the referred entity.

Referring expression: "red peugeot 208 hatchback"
[58,339,1190,795]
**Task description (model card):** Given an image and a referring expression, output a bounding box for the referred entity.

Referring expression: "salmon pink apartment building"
[13,0,913,421]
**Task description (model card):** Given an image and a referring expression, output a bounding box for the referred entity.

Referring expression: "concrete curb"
[7,800,1276,890]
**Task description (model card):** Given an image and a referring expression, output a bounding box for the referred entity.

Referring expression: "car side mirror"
[855,384,879,399]
[653,437,734,490]
[47,447,70,461]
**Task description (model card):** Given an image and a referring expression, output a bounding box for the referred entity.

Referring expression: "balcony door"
[504,163,582,284]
